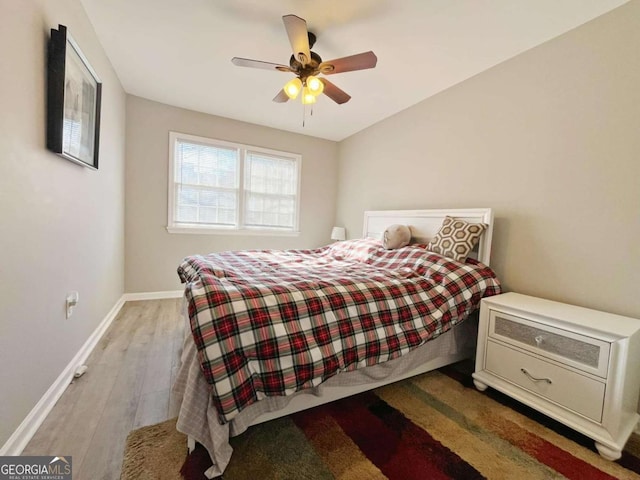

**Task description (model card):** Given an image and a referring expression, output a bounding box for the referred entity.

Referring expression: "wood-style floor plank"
[22,303,142,461]
[23,298,184,480]
[75,301,159,478]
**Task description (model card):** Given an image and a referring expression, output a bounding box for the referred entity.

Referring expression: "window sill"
[166,226,300,237]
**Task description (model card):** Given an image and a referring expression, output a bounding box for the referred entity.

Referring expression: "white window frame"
[167,132,301,235]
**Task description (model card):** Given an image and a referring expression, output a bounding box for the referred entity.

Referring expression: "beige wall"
[125,96,339,293]
[336,1,640,319]
[0,0,125,447]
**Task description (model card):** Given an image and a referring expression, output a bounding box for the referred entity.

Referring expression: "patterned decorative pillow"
[426,216,487,262]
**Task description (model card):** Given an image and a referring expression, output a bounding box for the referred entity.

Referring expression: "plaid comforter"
[178,238,501,423]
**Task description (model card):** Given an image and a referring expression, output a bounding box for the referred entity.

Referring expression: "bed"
[172,208,501,478]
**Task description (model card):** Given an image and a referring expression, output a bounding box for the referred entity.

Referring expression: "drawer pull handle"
[520,368,552,385]
[534,335,544,346]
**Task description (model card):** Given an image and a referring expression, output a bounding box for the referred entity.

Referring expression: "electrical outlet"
[66,291,79,318]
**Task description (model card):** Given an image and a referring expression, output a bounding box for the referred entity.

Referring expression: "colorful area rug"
[121,363,640,479]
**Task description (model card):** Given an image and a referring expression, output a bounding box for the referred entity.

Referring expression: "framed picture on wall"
[47,24,102,169]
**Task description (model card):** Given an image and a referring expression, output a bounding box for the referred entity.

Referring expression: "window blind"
[174,140,239,226]
[244,151,297,229]
[169,133,300,233]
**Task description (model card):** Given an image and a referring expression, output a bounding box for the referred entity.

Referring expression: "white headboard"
[362,208,494,265]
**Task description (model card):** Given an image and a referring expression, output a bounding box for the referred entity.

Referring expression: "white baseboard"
[0,289,185,456]
[0,295,127,456]
[122,290,183,301]
[0,289,186,455]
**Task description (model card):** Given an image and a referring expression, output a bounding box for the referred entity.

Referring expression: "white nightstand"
[473,292,640,460]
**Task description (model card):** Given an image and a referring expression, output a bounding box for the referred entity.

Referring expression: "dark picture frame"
[47,24,102,169]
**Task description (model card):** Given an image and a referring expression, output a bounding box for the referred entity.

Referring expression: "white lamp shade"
[331,226,346,241]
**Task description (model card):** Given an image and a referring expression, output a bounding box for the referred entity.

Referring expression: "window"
[168,132,301,234]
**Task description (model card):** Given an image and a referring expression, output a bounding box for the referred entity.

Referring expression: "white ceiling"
[80,0,627,141]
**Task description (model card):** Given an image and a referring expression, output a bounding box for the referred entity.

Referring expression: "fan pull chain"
[301,104,314,127]
[300,103,315,127]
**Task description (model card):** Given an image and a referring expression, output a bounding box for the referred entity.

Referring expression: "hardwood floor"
[23,298,184,480]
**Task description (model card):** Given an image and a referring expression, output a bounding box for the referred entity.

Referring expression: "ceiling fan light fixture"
[301,86,317,105]
[306,75,324,96]
[283,77,302,99]
[232,15,377,112]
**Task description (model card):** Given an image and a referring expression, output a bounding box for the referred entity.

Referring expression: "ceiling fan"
[231,14,377,105]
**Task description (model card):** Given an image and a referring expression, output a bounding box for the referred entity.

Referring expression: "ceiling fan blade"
[282,14,311,65]
[320,79,351,104]
[273,89,290,103]
[319,51,378,75]
[231,57,293,72]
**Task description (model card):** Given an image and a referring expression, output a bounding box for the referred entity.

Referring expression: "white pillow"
[382,224,411,250]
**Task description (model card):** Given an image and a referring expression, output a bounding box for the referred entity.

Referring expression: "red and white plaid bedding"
[178,238,501,423]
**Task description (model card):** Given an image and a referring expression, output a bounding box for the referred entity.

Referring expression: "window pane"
[177,206,197,223]
[178,185,199,206]
[175,185,237,226]
[243,151,298,229]
[244,192,295,229]
[199,189,218,207]
[173,139,240,227]
[176,140,238,189]
[199,207,219,224]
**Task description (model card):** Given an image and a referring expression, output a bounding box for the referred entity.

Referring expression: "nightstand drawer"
[485,340,605,422]
[489,310,610,378]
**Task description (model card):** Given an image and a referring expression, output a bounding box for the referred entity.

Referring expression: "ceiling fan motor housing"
[289,52,323,79]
